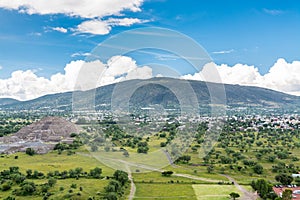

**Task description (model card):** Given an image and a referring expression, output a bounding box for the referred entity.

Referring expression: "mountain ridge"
[0,98,20,106]
[0,77,299,112]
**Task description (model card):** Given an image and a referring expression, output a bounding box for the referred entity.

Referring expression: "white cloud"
[106,17,149,26]
[0,65,2,70]
[52,27,68,33]
[182,58,300,96]
[0,0,143,18]
[0,0,147,35]
[74,19,112,35]
[263,8,284,16]
[74,18,149,35]
[71,52,92,58]
[0,56,152,100]
[29,32,42,36]
[212,49,234,54]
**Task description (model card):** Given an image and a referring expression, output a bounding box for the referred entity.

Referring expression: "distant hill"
[0,98,20,106]
[1,78,299,112]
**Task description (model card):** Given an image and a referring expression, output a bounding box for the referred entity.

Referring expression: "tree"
[161,171,173,177]
[113,170,128,186]
[70,133,77,137]
[282,189,292,200]
[25,148,35,156]
[268,155,276,163]
[277,152,288,159]
[104,192,118,200]
[295,177,300,185]
[47,177,57,187]
[1,181,12,191]
[229,192,240,200]
[275,174,293,185]
[19,181,36,195]
[177,155,191,163]
[90,167,102,179]
[137,142,149,154]
[207,165,214,173]
[123,150,129,157]
[253,164,263,174]
[105,180,121,193]
[91,145,98,152]
[41,184,50,193]
[251,179,273,199]
[160,142,166,147]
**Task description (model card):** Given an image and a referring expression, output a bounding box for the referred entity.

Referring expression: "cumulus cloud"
[0,0,143,18]
[0,56,152,100]
[0,0,147,35]
[97,56,152,86]
[52,27,68,33]
[182,58,300,96]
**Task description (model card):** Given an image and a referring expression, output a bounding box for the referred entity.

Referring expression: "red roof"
[273,186,300,199]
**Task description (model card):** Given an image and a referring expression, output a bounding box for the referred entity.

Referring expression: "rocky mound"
[0,117,80,154]
[15,116,80,142]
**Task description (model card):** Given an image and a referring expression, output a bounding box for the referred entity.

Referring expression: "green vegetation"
[2,112,300,200]
[0,116,33,137]
[135,183,197,200]
[251,179,277,199]
[229,192,240,200]
[192,184,240,200]
[275,174,294,185]
[0,148,117,199]
[25,148,35,156]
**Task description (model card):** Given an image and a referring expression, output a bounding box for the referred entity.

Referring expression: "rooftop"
[273,186,300,199]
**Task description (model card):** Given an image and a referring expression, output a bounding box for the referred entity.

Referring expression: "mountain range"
[0,78,299,112]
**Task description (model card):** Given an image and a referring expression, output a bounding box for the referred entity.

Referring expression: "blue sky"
[1,0,300,100]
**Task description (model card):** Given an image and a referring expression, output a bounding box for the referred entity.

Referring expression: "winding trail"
[173,173,221,183]
[127,169,136,200]
[77,152,257,200]
[221,174,258,200]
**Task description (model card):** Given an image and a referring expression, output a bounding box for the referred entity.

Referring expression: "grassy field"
[192,184,240,200]
[134,183,197,200]
[0,148,114,176]
[0,179,110,200]
[133,171,211,184]
[0,149,117,200]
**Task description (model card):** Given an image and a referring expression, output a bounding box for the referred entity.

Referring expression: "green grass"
[0,179,110,200]
[133,171,210,184]
[0,150,118,199]
[163,165,228,182]
[48,178,110,200]
[134,183,197,200]
[192,184,240,200]
[0,150,114,176]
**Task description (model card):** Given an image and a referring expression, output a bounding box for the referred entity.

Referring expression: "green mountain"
[0,98,20,106]
[1,78,299,112]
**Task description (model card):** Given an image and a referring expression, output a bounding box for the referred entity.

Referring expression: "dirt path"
[173,173,222,183]
[221,174,258,200]
[127,170,136,200]
[77,152,257,199]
